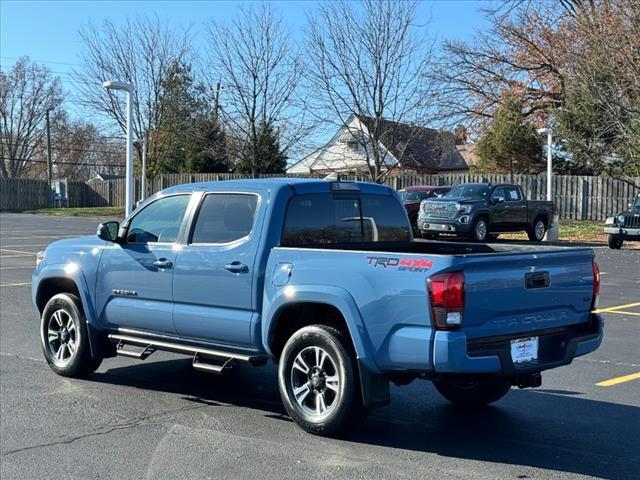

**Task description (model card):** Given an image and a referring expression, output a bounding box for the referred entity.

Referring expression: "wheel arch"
[34,269,114,359]
[263,286,389,409]
[533,213,549,227]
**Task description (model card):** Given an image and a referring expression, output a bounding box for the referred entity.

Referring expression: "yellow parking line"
[593,302,640,314]
[0,282,32,287]
[603,311,640,317]
[596,372,640,387]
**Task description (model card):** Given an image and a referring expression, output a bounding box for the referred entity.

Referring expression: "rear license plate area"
[510,336,539,364]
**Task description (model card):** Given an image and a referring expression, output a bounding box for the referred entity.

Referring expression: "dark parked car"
[418,183,554,242]
[604,194,640,249]
[398,186,450,233]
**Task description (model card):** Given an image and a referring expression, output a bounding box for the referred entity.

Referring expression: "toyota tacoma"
[32,178,602,435]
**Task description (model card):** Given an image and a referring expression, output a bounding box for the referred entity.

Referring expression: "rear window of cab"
[282,193,411,245]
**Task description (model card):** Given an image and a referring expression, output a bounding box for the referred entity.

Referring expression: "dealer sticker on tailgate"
[510,336,539,364]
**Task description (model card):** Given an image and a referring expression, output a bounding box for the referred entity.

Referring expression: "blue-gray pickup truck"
[32,179,603,435]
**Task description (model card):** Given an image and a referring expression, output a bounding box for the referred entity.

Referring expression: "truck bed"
[291,240,585,256]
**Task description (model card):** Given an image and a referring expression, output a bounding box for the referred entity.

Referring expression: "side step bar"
[108,333,268,370]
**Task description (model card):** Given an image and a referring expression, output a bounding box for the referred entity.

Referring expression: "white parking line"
[0,244,52,248]
[0,282,31,287]
[0,266,34,270]
[0,235,78,240]
[0,248,38,255]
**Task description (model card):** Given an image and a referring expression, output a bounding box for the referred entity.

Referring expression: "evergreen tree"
[236,121,287,176]
[153,61,229,174]
[476,99,542,174]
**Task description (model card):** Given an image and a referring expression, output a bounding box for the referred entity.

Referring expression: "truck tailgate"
[462,249,595,339]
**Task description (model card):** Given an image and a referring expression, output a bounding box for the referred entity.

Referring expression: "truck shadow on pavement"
[94,358,638,480]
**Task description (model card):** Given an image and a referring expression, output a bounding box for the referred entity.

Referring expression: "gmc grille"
[422,202,458,220]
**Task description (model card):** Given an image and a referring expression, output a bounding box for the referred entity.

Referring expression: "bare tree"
[205,4,309,177]
[305,0,437,182]
[73,15,190,174]
[0,57,63,178]
[436,2,572,130]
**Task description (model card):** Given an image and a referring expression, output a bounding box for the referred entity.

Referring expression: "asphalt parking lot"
[1,212,638,480]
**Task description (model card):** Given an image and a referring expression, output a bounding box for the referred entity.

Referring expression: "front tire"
[278,325,363,436]
[40,293,102,378]
[470,217,489,242]
[434,376,511,408]
[608,234,623,249]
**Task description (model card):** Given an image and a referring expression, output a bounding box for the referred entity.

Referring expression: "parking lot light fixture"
[103,80,134,216]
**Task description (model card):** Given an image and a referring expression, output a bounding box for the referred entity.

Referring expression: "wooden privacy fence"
[2,173,639,221]
[0,178,51,210]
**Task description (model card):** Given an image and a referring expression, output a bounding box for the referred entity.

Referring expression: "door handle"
[225,261,249,274]
[153,258,173,269]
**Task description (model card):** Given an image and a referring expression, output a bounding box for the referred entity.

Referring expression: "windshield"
[398,190,430,202]
[634,197,640,209]
[445,184,491,199]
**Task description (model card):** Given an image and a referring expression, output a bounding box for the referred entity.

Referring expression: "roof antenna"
[323,172,340,181]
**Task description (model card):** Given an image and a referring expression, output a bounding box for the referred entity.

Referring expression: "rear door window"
[190,194,258,244]
[282,193,410,245]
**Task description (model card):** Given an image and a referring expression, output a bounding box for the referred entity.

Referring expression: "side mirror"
[97,221,119,242]
[493,197,505,204]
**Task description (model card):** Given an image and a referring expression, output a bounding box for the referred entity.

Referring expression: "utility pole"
[214,81,221,120]
[46,109,53,207]
[141,135,147,201]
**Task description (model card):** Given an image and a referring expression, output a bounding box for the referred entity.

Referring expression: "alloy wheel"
[290,346,340,418]
[535,220,546,240]
[46,309,78,367]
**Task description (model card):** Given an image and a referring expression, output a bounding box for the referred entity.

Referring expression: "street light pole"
[537,127,557,240]
[536,128,553,201]
[103,80,134,216]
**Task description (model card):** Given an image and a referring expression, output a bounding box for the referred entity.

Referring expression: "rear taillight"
[427,271,464,330]
[591,260,600,310]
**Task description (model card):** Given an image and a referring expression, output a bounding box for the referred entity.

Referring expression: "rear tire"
[434,376,511,408]
[528,217,547,242]
[40,293,102,378]
[278,325,365,436]
[608,234,623,249]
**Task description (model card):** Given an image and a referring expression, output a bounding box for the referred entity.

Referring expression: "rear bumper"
[433,314,603,374]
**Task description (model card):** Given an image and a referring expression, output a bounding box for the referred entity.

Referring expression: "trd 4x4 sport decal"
[366,256,433,272]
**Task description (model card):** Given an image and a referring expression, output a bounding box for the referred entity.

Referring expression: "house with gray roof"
[288,115,469,175]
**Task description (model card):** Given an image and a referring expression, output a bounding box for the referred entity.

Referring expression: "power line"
[0,55,81,67]
[1,156,125,168]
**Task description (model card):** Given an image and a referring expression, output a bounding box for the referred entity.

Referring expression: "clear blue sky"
[1,0,490,137]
